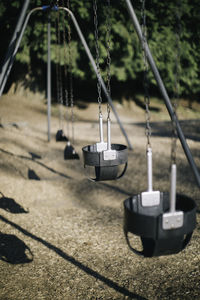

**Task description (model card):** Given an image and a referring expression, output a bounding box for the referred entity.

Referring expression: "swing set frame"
[0,0,199,188]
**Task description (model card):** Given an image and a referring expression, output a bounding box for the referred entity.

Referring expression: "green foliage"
[0,0,199,99]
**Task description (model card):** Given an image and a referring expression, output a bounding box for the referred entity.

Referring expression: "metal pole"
[0,0,30,95]
[59,7,133,150]
[47,13,51,142]
[125,0,200,188]
[0,7,43,97]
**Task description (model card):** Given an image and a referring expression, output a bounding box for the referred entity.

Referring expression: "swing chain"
[62,0,70,136]
[55,11,59,106]
[67,0,75,144]
[93,0,103,116]
[171,0,181,164]
[141,0,151,148]
[58,9,63,106]
[55,5,64,129]
[105,0,111,121]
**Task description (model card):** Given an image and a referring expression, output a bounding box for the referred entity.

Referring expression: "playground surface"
[0,91,200,300]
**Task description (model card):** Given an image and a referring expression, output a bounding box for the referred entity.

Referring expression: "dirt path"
[0,93,199,300]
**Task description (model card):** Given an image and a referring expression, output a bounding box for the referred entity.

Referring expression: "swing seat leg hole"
[84,163,127,181]
[124,231,144,255]
[84,165,119,181]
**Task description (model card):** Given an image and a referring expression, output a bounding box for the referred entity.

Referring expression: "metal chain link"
[55,13,59,107]
[105,0,111,121]
[171,0,181,164]
[55,6,64,129]
[61,0,70,137]
[140,0,151,148]
[93,0,103,116]
[67,0,75,144]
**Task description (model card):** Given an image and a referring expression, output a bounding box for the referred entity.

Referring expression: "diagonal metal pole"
[0,0,30,96]
[0,5,51,141]
[0,7,43,98]
[125,0,200,188]
[59,6,133,150]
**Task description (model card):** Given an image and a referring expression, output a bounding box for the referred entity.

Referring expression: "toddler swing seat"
[124,192,196,257]
[82,143,127,181]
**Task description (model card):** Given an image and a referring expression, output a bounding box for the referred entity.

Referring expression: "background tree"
[0,0,199,102]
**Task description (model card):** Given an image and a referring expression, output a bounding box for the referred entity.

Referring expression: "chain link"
[93,0,103,116]
[55,6,64,129]
[66,0,75,144]
[140,0,151,148]
[171,0,181,164]
[61,0,70,137]
[55,13,59,106]
[105,0,111,121]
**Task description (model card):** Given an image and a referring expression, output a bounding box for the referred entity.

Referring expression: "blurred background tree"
[0,0,199,103]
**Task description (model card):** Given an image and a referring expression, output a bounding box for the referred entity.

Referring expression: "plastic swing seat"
[123,193,196,257]
[82,143,128,181]
[56,130,68,142]
[64,142,79,160]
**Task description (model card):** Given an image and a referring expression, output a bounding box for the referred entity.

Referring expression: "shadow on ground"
[0,215,147,300]
[0,233,33,264]
[28,168,41,180]
[0,148,71,180]
[0,194,28,214]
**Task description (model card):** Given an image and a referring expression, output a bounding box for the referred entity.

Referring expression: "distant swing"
[55,3,79,160]
[55,7,68,142]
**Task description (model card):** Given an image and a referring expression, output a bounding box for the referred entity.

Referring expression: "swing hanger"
[123,0,196,257]
[55,6,68,142]
[93,0,107,153]
[82,0,128,181]
[64,0,79,160]
[63,0,79,160]
[141,8,160,207]
[54,0,79,159]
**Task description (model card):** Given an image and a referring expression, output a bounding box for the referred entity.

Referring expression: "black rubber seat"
[64,144,79,160]
[123,192,196,257]
[82,143,128,181]
[56,130,68,142]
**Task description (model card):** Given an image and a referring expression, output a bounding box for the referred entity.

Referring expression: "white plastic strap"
[162,164,184,230]
[96,113,107,152]
[141,147,160,207]
[147,147,153,191]
[170,164,176,213]
[103,118,116,160]
[99,113,104,143]
[107,118,111,150]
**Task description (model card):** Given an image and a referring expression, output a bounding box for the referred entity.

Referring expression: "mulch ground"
[0,93,199,300]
